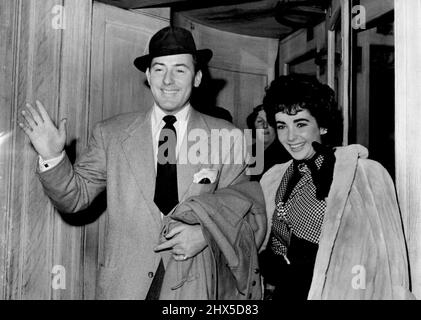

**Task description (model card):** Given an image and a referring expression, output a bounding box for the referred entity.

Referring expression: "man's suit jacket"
[38,108,248,299]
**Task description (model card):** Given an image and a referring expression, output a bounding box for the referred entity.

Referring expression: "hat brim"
[134,49,213,73]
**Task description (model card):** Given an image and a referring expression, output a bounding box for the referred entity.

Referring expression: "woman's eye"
[277,125,285,130]
[297,122,307,128]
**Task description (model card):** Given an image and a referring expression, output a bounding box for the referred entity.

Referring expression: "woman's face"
[275,109,323,161]
[254,110,276,148]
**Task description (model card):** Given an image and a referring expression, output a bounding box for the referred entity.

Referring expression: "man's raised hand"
[19,100,67,160]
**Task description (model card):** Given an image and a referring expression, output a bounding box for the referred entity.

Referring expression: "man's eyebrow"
[174,63,190,68]
[151,62,190,68]
[151,62,164,67]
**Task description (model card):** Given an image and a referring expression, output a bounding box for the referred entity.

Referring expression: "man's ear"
[194,70,202,88]
[146,68,151,86]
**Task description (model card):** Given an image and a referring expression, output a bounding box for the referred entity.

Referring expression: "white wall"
[395,0,421,299]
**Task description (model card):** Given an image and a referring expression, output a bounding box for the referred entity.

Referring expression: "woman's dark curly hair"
[263,74,343,146]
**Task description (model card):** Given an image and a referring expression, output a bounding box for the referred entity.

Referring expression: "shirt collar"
[152,103,191,127]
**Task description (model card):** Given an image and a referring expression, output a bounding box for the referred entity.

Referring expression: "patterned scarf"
[270,145,335,260]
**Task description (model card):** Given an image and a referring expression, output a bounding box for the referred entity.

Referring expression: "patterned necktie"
[153,115,178,215]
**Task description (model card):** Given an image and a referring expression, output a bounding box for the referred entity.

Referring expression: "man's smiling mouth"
[161,88,178,94]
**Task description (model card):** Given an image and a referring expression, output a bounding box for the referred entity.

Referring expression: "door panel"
[208,67,268,129]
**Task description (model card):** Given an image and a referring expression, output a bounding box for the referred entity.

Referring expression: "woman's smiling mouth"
[289,142,306,152]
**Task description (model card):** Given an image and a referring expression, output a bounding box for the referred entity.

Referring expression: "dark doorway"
[369,45,395,179]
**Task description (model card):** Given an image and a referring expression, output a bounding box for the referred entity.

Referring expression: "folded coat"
[159,181,266,300]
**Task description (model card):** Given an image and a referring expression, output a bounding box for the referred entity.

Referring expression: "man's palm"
[19,100,66,160]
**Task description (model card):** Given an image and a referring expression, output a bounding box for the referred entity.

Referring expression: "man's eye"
[277,125,285,130]
[153,68,163,72]
[297,123,308,128]
[176,69,186,74]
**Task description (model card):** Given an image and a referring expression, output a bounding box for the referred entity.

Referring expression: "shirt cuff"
[38,152,65,172]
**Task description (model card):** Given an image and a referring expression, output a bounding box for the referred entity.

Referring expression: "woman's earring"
[320,128,328,135]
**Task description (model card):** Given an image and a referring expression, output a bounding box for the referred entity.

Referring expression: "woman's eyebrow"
[293,118,310,123]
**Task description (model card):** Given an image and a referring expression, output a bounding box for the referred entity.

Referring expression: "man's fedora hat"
[134,26,213,72]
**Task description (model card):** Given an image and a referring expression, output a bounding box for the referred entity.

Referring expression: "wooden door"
[0,0,93,300]
[0,0,168,299]
[206,67,268,129]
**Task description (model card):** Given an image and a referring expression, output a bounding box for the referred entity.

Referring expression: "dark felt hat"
[134,26,213,72]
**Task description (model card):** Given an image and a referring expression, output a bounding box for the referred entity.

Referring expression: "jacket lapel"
[120,109,161,228]
[177,109,210,203]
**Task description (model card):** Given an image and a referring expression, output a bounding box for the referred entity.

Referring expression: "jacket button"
[248,293,252,299]
[148,272,154,278]
[252,280,256,286]
[254,268,259,274]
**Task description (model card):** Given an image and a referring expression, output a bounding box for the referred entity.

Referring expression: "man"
[19,26,249,299]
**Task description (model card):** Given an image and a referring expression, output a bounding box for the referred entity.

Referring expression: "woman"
[246,105,290,181]
[259,74,413,300]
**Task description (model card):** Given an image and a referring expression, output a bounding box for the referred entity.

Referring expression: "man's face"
[146,54,202,114]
